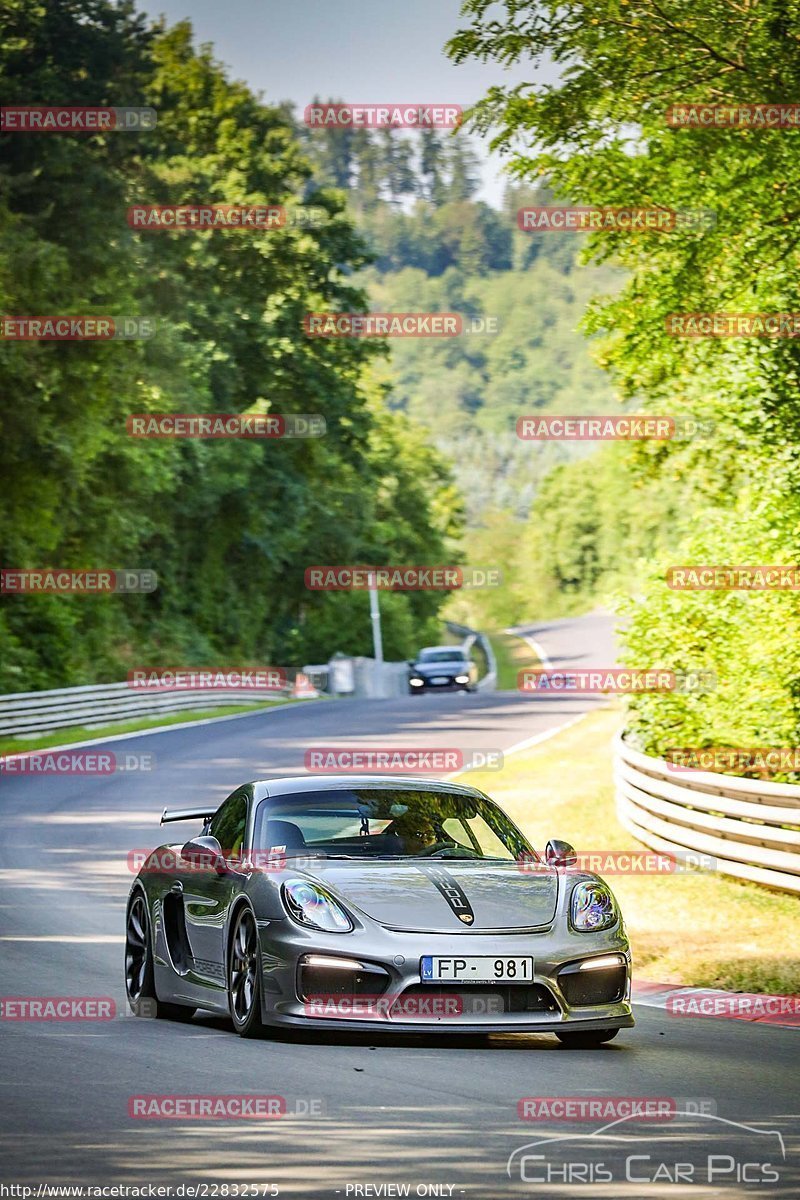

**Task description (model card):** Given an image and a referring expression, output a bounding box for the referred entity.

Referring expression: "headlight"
[282,880,353,933]
[570,881,618,932]
[455,674,469,683]
[410,677,424,686]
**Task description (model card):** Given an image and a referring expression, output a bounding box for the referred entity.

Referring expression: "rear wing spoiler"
[160,807,216,826]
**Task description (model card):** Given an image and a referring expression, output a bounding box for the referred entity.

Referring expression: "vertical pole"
[368,572,384,667]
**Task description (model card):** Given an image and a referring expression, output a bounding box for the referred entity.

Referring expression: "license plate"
[420,956,534,984]
[431,676,449,684]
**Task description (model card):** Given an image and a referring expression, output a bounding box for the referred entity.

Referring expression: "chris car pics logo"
[507,1111,785,1186]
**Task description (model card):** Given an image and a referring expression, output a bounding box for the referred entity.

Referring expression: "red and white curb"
[633,981,800,1028]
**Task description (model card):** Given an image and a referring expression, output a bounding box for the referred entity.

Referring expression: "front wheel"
[556,1027,620,1048]
[228,906,266,1038]
[125,890,196,1020]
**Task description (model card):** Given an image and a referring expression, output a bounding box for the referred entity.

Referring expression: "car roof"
[251,774,484,798]
[418,645,465,654]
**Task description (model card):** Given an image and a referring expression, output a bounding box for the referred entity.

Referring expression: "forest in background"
[0,2,464,690]
[0,1,631,692]
[300,114,676,633]
[299,121,622,523]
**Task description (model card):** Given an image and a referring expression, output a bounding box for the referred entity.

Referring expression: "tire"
[228,905,266,1038]
[125,889,196,1021]
[556,1027,620,1048]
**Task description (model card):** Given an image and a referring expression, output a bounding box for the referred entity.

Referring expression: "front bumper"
[257,919,633,1034]
[409,680,472,693]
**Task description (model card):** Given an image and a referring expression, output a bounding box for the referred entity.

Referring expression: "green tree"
[446,139,481,201]
[0,1,462,689]
[447,0,800,757]
[419,129,447,205]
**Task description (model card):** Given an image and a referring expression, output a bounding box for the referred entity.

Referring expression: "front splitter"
[258,1011,635,1036]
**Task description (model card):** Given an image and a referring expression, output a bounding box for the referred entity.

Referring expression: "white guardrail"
[0,627,497,740]
[446,621,497,692]
[0,680,300,739]
[614,732,800,895]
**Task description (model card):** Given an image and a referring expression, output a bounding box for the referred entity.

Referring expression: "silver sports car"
[125,775,633,1046]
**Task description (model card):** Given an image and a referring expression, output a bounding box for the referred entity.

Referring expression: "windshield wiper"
[305,853,362,860]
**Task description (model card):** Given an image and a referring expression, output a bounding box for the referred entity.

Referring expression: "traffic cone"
[292,671,319,699]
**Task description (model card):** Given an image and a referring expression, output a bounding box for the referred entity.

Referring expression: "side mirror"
[545,838,577,867]
[181,834,225,872]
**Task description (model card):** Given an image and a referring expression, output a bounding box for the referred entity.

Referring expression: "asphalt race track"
[1,614,798,1197]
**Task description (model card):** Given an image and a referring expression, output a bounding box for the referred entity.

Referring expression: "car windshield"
[418,649,465,664]
[253,788,535,862]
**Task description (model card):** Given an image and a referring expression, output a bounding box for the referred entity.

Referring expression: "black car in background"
[408,645,479,693]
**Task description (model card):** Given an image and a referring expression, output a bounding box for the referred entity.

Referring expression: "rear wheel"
[125,890,196,1021]
[228,906,266,1038]
[556,1027,620,1048]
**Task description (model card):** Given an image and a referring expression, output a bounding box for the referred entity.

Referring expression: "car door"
[180,786,251,995]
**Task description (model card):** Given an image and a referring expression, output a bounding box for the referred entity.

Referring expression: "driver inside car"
[390,812,452,856]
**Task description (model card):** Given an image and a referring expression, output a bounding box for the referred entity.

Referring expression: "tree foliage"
[0,1,461,689]
[448,0,800,756]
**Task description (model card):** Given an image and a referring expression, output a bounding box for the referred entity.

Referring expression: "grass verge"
[488,631,540,690]
[458,705,800,994]
[0,698,304,756]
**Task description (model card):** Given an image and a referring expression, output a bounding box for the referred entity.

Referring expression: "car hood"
[301,860,558,932]
[412,660,468,676]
